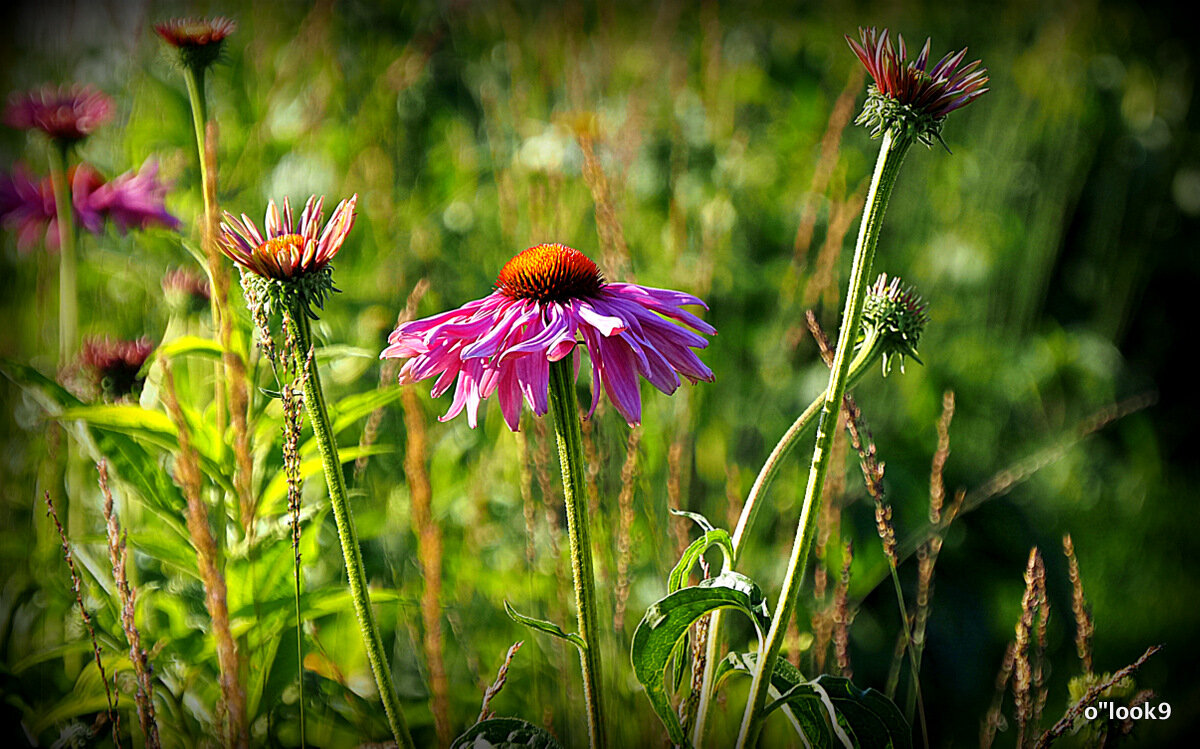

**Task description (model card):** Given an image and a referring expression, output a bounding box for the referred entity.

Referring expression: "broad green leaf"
[714,651,911,749]
[152,335,226,363]
[503,600,585,651]
[668,528,735,594]
[631,572,771,746]
[259,444,394,515]
[451,717,564,749]
[328,385,406,435]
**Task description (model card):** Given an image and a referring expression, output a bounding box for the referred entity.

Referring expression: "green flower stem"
[292,306,415,749]
[737,129,911,748]
[547,357,607,749]
[183,65,228,460]
[47,142,77,364]
[691,331,883,745]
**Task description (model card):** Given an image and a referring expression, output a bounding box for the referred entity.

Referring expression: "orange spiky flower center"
[495,243,605,302]
[253,234,311,279]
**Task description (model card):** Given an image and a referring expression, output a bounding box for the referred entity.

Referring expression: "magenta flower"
[219,194,358,281]
[79,336,155,401]
[847,27,988,145]
[0,160,178,252]
[0,163,105,253]
[4,85,114,143]
[382,243,715,429]
[86,159,181,234]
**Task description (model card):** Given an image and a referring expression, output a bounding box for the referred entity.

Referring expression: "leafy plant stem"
[547,357,607,749]
[737,129,911,748]
[291,304,414,749]
[692,332,882,745]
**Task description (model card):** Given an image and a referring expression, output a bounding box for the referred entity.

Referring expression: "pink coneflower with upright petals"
[382,242,715,429]
[78,336,155,401]
[219,194,358,282]
[154,17,237,71]
[847,27,988,145]
[3,85,114,143]
[86,159,181,234]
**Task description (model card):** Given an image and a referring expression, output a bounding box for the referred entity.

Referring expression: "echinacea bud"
[862,273,929,374]
[154,17,237,73]
[847,27,988,148]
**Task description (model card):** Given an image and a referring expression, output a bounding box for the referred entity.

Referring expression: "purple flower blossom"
[3,85,114,143]
[0,160,178,252]
[381,243,716,429]
[153,17,237,72]
[847,27,988,118]
[0,163,105,253]
[86,160,181,235]
[162,267,211,314]
[219,194,358,281]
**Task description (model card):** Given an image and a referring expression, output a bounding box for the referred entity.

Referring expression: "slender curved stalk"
[547,358,607,749]
[738,130,911,748]
[692,333,882,745]
[47,142,76,364]
[291,307,415,749]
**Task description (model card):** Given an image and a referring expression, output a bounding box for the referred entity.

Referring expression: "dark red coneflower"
[847,27,989,147]
[79,337,155,401]
[3,85,114,144]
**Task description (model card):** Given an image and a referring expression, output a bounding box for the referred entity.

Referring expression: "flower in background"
[0,160,178,252]
[78,336,155,401]
[154,17,237,72]
[162,267,211,315]
[847,27,988,146]
[87,160,181,235]
[0,163,104,253]
[3,85,114,143]
[382,242,715,429]
[219,195,357,312]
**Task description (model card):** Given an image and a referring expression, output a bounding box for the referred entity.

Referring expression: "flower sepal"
[859,273,929,376]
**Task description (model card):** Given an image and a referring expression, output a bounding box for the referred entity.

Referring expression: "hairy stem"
[547,358,607,749]
[292,307,414,749]
[692,333,882,745]
[738,130,911,747]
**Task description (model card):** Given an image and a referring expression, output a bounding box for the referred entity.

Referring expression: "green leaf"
[153,335,226,363]
[259,444,394,515]
[668,528,735,594]
[630,572,771,746]
[503,600,585,651]
[714,651,911,749]
[451,717,563,749]
[328,385,406,435]
[669,507,717,534]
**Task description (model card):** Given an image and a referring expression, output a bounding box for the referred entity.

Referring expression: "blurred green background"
[1,0,1196,746]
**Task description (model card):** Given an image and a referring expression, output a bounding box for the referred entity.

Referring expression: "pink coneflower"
[0,161,178,252]
[219,194,358,282]
[154,17,237,71]
[847,27,988,145]
[0,163,105,253]
[87,159,181,234]
[3,85,114,143]
[79,336,155,401]
[382,242,715,429]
